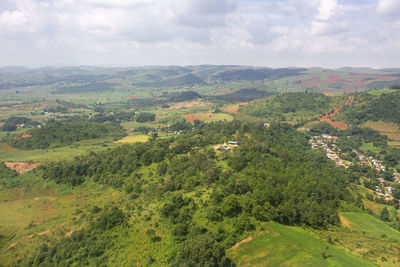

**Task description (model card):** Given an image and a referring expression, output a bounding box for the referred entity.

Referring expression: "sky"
[0,0,399,68]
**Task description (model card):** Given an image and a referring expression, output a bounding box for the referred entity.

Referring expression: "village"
[309,134,399,200]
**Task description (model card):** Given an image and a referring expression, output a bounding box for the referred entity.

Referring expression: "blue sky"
[0,0,399,68]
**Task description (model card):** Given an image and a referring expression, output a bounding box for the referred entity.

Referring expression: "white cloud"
[316,0,338,20]
[377,0,400,18]
[0,0,399,68]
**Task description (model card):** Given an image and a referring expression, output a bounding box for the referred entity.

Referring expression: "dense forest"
[0,116,40,131]
[240,92,333,121]
[339,91,400,125]
[31,120,358,265]
[6,121,126,149]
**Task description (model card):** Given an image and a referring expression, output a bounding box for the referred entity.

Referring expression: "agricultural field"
[115,135,149,143]
[363,121,400,142]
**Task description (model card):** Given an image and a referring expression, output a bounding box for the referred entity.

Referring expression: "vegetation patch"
[339,212,400,242]
[363,121,399,133]
[5,121,126,150]
[115,135,149,143]
[228,222,371,266]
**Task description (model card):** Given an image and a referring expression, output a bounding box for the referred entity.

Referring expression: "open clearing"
[167,100,211,110]
[222,102,251,114]
[115,135,149,143]
[182,112,233,123]
[363,121,400,141]
[4,162,40,174]
[363,121,399,133]
[339,212,400,242]
[0,138,117,162]
[228,222,371,266]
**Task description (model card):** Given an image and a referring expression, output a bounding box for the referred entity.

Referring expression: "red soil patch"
[322,119,347,129]
[12,133,32,140]
[223,102,250,114]
[384,133,400,141]
[46,199,54,212]
[168,100,209,110]
[228,236,253,250]
[364,121,399,133]
[128,96,138,100]
[65,230,74,237]
[4,162,40,174]
[182,113,212,122]
[320,107,342,120]
[314,95,352,129]
[0,143,17,151]
[37,229,51,236]
[7,242,18,249]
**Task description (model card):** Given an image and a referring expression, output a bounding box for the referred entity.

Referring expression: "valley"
[0,66,400,266]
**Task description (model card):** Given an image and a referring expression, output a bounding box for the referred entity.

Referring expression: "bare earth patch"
[223,102,250,114]
[364,121,399,133]
[0,143,17,151]
[229,236,253,250]
[339,215,352,228]
[382,133,400,141]
[182,113,212,122]
[65,230,74,237]
[4,162,40,174]
[12,133,32,140]
[37,229,51,236]
[168,100,211,110]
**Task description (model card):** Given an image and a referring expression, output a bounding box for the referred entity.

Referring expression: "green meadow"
[228,222,372,266]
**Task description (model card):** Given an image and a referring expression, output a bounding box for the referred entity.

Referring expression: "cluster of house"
[309,135,352,168]
[43,111,56,116]
[353,149,387,172]
[310,134,399,201]
[375,177,394,199]
[214,141,238,151]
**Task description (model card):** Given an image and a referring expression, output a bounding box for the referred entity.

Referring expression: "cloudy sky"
[0,0,399,68]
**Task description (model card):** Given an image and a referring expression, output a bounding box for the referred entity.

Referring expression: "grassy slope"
[228,222,372,266]
[0,180,124,266]
[0,137,119,162]
[340,212,400,242]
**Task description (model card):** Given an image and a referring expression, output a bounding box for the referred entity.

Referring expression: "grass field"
[0,182,123,266]
[367,89,398,96]
[359,142,382,154]
[340,212,400,242]
[182,112,233,123]
[0,137,117,162]
[228,222,371,266]
[115,135,149,143]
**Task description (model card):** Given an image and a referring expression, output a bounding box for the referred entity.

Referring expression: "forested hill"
[29,120,357,266]
[239,92,334,122]
[338,90,400,125]
[6,121,126,150]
